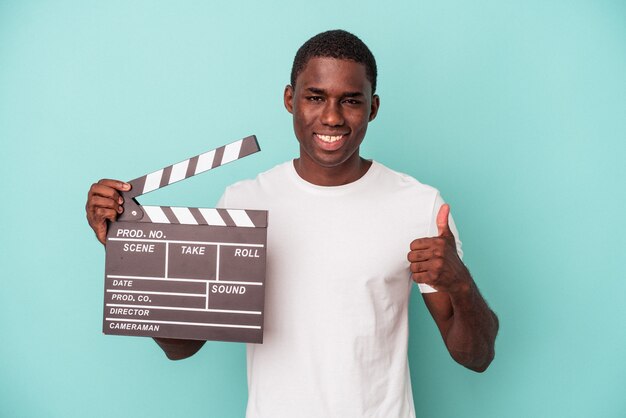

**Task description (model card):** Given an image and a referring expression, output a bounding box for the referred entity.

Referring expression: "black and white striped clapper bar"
[104,135,267,343]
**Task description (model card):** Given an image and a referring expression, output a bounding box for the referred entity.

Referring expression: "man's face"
[284,57,379,176]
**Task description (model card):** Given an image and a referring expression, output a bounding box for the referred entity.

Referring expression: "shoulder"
[371,160,440,199]
[220,161,292,208]
[367,161,444,229]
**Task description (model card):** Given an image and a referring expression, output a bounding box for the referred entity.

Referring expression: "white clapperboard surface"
[103,135,267,343]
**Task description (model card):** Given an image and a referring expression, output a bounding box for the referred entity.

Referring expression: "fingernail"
[118,206,123,213]
[124,183,131,190]
[118,197,124,204]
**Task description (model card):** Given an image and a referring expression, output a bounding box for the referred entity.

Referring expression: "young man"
[86,30,498,418]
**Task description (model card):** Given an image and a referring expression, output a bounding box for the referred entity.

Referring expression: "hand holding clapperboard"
[100,136,267,343]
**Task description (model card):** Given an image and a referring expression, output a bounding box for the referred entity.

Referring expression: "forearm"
[444,280,499,372]
[153,337,206,360]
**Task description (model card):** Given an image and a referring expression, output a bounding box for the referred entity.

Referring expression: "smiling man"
[86,30,498,418]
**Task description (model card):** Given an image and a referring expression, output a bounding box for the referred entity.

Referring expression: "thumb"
[436,203,453,237]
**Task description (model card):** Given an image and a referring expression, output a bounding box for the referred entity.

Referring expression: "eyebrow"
[306,87,365,98]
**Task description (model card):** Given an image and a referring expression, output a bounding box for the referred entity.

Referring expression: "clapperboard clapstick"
[104,135,267,343]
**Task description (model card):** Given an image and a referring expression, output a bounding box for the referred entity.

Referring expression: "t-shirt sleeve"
[417,192,464,294]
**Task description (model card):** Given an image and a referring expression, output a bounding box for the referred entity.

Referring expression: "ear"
[284,85,294,114]
[368,94,380,122]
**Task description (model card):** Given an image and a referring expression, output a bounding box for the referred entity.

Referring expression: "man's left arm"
[407,204,499,372]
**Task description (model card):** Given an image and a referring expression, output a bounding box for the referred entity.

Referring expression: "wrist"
[448,271,476,305]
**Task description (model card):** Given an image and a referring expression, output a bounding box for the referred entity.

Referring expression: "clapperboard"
[103,135,267,343]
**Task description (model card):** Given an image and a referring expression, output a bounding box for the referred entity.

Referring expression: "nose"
[321,101,344,127]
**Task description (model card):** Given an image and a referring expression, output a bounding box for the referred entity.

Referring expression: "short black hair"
[290,29,378,94]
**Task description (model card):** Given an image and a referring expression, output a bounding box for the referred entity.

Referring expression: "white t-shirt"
[218,160,462,418]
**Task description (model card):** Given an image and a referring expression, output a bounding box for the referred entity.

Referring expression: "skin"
[86,56,498,368]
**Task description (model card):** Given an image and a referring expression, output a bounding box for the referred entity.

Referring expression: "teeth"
[317,134,343,143]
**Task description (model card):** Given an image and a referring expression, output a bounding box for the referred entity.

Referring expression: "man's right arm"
[86,179,205,360]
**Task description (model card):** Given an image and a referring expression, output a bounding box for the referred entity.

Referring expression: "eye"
[342,99,362,105]
[306,96,324,102]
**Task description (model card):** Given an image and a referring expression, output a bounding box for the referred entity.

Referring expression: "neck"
[293,155,372,187]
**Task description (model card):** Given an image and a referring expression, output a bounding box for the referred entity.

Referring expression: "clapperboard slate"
[103,135,267,343]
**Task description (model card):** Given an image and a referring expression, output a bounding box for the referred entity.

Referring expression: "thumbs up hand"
[407,204,471,294]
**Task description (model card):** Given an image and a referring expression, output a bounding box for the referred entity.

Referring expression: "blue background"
[1,1,625,417]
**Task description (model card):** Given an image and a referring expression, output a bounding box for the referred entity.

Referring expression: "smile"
[316,134,345,143]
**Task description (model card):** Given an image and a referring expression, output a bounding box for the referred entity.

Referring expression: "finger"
[407,249,434,263]
[410,236,449,250]
[410,257,444,273]
[86,191,122,216]
[90,196,124,215]
[410,238,435,251]
[411,271,435,284]
[410,263,430,274]
[437,203,453,237]
[89,184,124,204]
[410,261,428,273]
[98,179,131,192]
[89,195,121,210]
